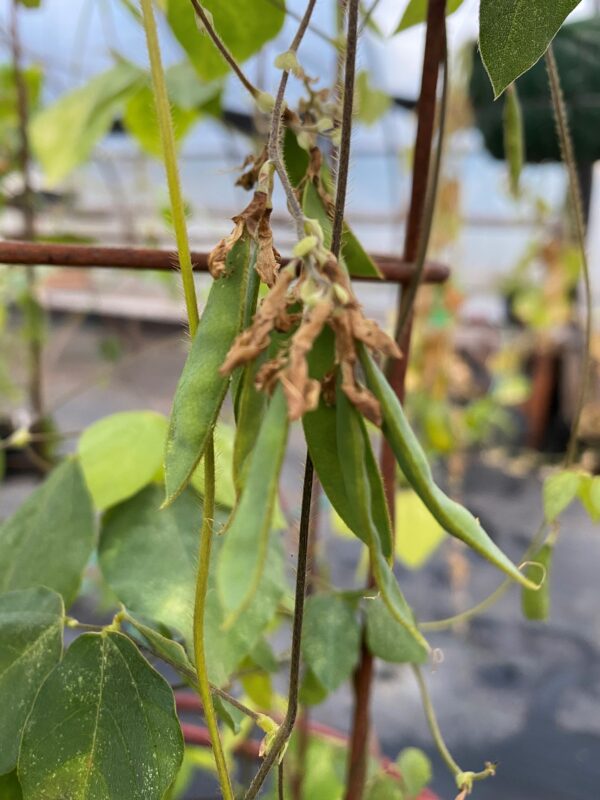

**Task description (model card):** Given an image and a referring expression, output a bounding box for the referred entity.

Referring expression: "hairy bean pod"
[217,385,289,629]
[503,82,524,198]
[336,382,429,651]
[163,236,251,505]
[360,346,536,589]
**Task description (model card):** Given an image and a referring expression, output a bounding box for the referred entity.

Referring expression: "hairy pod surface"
[164,236,251,505]
[360,347,536,589]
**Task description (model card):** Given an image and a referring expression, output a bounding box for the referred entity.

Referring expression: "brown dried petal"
[340,361,381,427]
[255,355,287,394]
[348,309,401,359]
[207,219,245,279]
[255,210,281,287]
[219,268,295,375]
[281,300,332,420]
[233,191,268,239]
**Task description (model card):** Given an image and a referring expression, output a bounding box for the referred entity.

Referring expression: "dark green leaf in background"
[0,459,95,606]
[0,588,63,775]
[301,594,361,692]
[99,484,286,685]
[365,596,428,664]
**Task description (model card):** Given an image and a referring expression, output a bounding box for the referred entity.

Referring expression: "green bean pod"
[303,328,392,559]
[217,385,289,629]
[503,82,524,198]
[521,543,553,620]
[335,382,429,651]
[360,347,536,589]
[163,236,251,506]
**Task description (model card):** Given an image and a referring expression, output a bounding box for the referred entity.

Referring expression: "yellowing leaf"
[395,489,446,569]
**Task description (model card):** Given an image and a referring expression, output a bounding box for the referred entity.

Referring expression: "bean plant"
[0,1,596,799]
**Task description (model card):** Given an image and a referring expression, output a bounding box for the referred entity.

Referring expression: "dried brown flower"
[220,267,296,375]
[207,189,281,284]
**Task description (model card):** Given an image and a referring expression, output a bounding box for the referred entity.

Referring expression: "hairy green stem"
[189,0,259,100]
[330,0,360,258]
[412,665,461,776]
[268,0,318,239]
[140,0,199,336]
[141,3,230,795]
[243,457,314,799]
[193,435,234,800]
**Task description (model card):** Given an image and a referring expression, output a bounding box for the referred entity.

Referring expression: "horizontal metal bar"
[0,240,449,285]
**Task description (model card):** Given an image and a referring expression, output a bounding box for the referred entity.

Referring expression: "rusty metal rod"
[0,240,449,285]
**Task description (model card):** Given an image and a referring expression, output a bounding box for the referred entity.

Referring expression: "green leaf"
[124,612,196,682]
[394,0,464,33]
[17,0,41,6]
[301,594,361,692]
[0,588,63,775]
[166,0,285,81]
[355,71,390,126]
[0,459,95,606]
[164,236,250,504]
[217,387,288,624]
[30,62,144,185]
[99,485,201,648]
[212,695,246,734]
[299,667,329,706]
[397,747,432,798]
[0,772,22,799]
[302,181,383,279]
[365,596,428,664]
[79,411,168,511]
[365,773,404,800]
[577,474,600,522]
[19,632,183,799]
[479,0,581,98]
[543,470,582,521]
[394,489,446,569]
[99,484,285,685]
[521,543,553,621]
[123,84,198,158]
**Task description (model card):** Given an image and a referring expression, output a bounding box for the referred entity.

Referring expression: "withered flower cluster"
[213,208,401,426]
[208,162,280,287]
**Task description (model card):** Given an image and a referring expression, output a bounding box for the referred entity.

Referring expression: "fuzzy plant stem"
[192,436,234,800]
[189,0,259,100]
[140,3,231,798]
[268,0,318,239]
[141,0,199,336]
[243,457,315,800]
[545,45,591,468]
